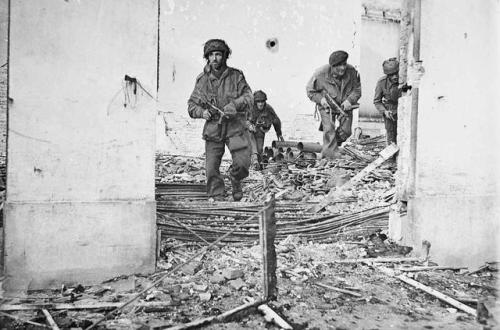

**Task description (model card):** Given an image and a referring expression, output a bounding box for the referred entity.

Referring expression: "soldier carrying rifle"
[306,50,361,159]
[247,90,283,170]
[188,39,253,201]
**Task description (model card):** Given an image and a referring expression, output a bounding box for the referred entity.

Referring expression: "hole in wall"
[266,38,279,53]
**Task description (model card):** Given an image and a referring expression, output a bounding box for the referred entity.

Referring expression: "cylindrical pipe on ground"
[302,152,318,160]
[297,142,322,153]
[273,153,284,162]
[272,140,300,149]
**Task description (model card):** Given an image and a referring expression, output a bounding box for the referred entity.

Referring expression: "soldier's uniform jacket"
[188,65,253,142]
[373,76,401,113]
[249,103,282,137]
[306,64,362,110]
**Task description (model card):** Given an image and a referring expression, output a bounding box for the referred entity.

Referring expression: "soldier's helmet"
[203,39,231,59]
[253,90,267,102]
[383,58,399,75]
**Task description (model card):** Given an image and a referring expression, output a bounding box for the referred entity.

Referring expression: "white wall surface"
[4,0,158,291]
[403,0,500,267]
[156,0,361,155]
[359,18,400,120]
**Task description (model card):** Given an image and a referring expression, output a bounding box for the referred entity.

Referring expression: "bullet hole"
[266,38,279,53]
[464,32,468,39]
[437,95,445,100]
[34,167,43,176]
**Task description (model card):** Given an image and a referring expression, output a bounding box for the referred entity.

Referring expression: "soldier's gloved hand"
[202,109,212,120]
[384,110,395,121]
[341,99,352,111]
[223,102,237,119]
[320,97,331,110]
[277,135,284,142]
[246,121,256,132]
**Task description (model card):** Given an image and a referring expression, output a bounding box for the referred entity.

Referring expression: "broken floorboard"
[308,143,399,213]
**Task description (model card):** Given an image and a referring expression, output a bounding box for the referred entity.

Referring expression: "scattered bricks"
[222,269,244,280]
[193,284,209,292]
[228,278,245,291]
[199,292,212,302]
[209,271,226,284]
[180,262,201,276]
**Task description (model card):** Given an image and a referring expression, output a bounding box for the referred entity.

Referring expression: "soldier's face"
[331,61,347,77]
[256,101,265,110]
[388,73,399,84]
[208,51,225,71]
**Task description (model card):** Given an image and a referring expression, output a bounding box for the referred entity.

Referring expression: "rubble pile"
[1,238,496,329]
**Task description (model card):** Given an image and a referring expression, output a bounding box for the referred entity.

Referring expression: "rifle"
[323,92,360,116]
[198,99,225,124]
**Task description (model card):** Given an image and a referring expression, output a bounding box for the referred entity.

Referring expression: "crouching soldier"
[373,57,410,145]
[247,90,283,169]
[306,50,361,159]
[187,39,253,201]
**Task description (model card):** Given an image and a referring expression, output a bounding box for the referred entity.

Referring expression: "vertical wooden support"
[156,229,162,266]
[259,194,277,300]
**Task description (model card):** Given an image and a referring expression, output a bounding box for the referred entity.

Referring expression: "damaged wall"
[397,0,500,267]
[4,0,158,291]
[156,0,361,155]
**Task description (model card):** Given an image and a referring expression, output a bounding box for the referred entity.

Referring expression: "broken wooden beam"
[396,274,477,316]
[313,282,363,297]
[161,298,263,330]
[260,194,278,300]
[331,257,420,264]
[0,311,50,328]
[0,301,174,312]
[399,266,467,272]
[257,304,293,330]
[42,309,61,330]
[308,144,399,213]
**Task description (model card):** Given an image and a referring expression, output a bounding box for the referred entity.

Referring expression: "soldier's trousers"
[384,114,397,144]
[250,132,265,156]
[319,109,352,159]
[205,135,251,197]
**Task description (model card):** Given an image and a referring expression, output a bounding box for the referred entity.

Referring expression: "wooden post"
[156,229,162,267]
[259,194,277,300]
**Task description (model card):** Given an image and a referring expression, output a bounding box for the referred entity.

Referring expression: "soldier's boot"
[251,153,261,171]
[231,176,243,201]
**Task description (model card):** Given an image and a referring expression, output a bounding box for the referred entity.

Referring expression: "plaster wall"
[156,0,361,155]
[4,0,158,291]
[399,0,500,267]
[359,17,400,120]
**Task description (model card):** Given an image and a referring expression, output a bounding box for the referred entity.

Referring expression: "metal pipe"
[271,140,300,149]
[297,142,322,153]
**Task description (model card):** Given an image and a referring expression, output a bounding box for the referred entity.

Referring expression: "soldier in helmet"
[247,90,283,169]
[306,50,362,159]
[373,57,409,144]
[187,39,253,201]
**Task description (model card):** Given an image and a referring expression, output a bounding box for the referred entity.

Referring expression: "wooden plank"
[0,301,174,312]
[399,266,467,272]
[260,194,277,300]
[257,304,293,330]
[308,144,399,213]
[160,298,263,330]
[42,309,61,330]
[0,311,50,328]
[396,274,477,316]
[331,257,420,264]
[313,283,362,297]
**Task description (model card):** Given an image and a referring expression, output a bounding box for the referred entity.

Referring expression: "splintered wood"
[309,144,399,213]
[260,195,277,300]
